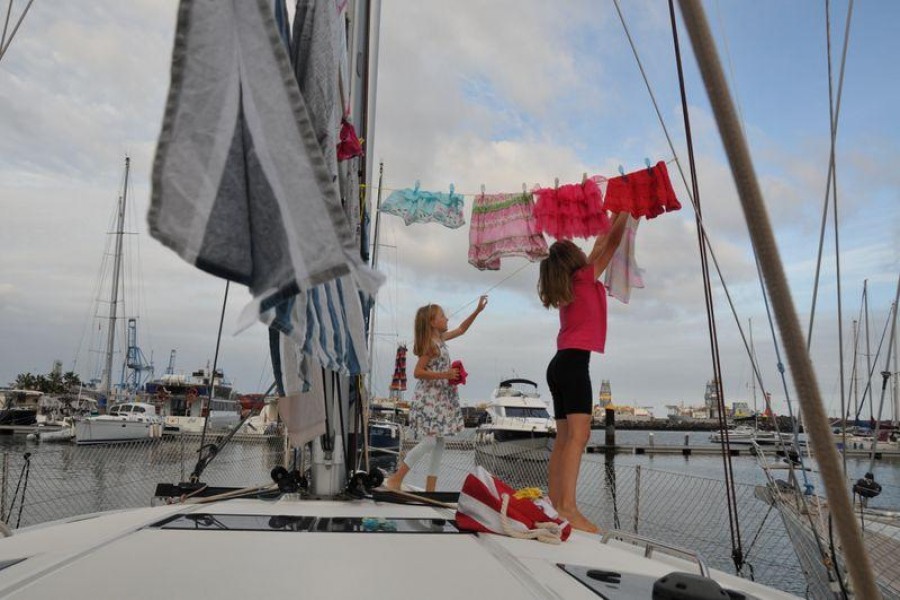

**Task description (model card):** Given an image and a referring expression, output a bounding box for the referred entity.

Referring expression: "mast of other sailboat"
[100,156,131,410]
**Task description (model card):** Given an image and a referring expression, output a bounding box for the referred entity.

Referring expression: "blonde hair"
[537,240,587,309]
[413,304,442,357]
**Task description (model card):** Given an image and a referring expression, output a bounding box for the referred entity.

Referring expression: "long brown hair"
[413,304,441,357]
[537,240,587,308]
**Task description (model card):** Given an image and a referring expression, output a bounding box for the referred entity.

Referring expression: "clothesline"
[447,259,535,318]
[376,157,677,199]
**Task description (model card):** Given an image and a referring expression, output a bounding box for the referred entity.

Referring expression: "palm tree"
[62,371,82,391]
[13,372,37,390]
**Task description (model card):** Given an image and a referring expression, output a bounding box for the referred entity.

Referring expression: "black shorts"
[546,349,592,419]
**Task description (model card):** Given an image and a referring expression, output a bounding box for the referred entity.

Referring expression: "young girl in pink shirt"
[538,213,627,533]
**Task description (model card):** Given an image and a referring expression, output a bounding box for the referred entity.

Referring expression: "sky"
[1,1,897,419]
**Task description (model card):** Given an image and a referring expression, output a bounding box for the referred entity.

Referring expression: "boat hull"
[75,417,161,445]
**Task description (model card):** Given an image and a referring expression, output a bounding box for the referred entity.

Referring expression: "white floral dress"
[408,339,463,438]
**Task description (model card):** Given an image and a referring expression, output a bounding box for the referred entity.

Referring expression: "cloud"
[1,0,896,422]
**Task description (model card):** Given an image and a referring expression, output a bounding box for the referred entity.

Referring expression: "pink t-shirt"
[557,265,607,353]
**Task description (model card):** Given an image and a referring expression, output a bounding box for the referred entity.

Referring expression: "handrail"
[600,530,709,577]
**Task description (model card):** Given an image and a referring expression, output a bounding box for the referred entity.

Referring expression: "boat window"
[505,407,550,419]
[149,514,464,534]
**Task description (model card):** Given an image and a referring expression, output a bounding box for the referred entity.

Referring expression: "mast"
[749,318,759,429]
[864,279,872,424]
[102,156,130,407]
[852,319,859,420]
[894,304,899,427]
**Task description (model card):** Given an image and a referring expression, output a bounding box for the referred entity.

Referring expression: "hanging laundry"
[604,216,645,304]
[273,0,290,49]
[532,177,611,240]
[149,0,381,338]
[389,345,408,392]
[380,182,466,229]
[337,118,364,161]
[468,191,548,270]
[603,161,681,219]
[252,0,381,389]
[277,333,327,447]
[291,0,344,182]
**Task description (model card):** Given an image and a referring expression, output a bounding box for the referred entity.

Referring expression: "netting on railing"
[400,435,809,595]
[0,433,286,529]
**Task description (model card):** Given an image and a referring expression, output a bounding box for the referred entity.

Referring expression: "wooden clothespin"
[480,184,486,196]
[644,158,652,172]
[582,172,588,184]
[617,165,627,181]
[554,177,559,190]
[522,183,527,195]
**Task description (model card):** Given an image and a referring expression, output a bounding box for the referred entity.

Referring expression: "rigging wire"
[867,277,900,475]
[806,0,854,350]
[190,280,230,483]
[824,0,851,481]
[0,0,34,63]
[851,308,893,423]
[675,1,879,595]
[664,0,743,573]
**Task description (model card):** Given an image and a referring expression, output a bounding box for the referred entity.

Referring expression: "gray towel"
[149,0,379,310]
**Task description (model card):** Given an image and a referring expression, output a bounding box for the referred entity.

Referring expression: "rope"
[675,2,878,597]
[498,494,564,545]
[753,252,811,492]
[448,261,532,318]
[184,483,279,505]
[666,0,743,573]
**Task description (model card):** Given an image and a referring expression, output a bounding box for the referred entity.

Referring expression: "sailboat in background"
[756,282,900,599]
[74,157,162,444]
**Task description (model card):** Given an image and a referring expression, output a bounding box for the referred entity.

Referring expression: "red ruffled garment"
[449,359,468,387]
[603,161,680,219]
[336,118,364,161]
[533,177,611,239]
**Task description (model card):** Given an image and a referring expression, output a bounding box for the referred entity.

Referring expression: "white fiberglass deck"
[0,497,800,599]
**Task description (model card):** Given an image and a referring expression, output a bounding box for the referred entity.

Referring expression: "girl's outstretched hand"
[476,295,488,312]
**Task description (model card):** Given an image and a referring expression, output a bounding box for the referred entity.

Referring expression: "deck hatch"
[148,513,463,534]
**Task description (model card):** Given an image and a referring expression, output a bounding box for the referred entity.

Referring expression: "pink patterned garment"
[533,177,611,240]
[468,192,548,271]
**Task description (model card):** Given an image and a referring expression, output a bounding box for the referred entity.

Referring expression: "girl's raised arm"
[443,296,488,341]
[588,212,629,279]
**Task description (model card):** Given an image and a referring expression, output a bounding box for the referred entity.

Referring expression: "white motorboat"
[74,401,163,445]
[146,369,241,434]
[474,379,556,464]
[710,425,795,446]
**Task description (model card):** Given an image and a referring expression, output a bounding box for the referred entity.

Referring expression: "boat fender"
[852,472,882,500]
[652,572,737,599]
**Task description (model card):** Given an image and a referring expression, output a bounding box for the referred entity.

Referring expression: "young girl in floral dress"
[384,295,488,492]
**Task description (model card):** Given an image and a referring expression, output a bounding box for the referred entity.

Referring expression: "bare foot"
[558,509,600,534]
